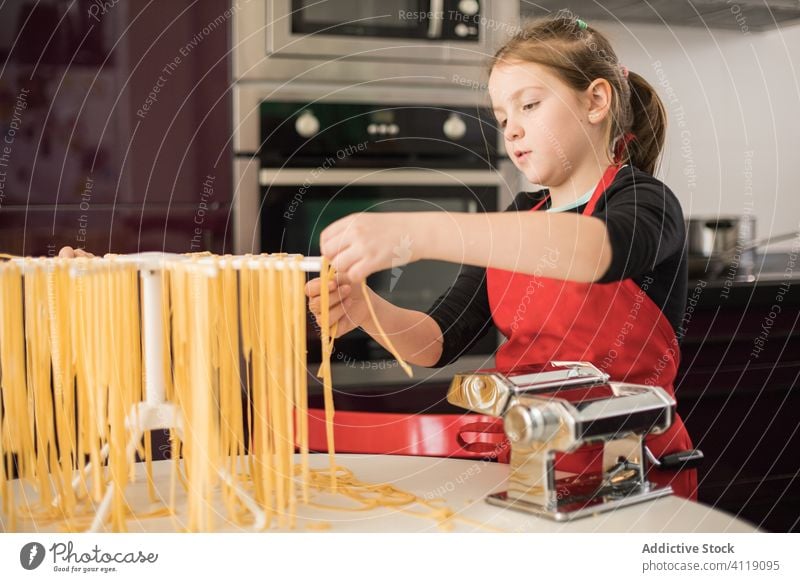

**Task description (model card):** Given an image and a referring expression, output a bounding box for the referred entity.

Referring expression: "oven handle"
[428,0,444,38]
[259,168,504,187]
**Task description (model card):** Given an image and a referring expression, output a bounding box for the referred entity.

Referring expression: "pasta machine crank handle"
[646,447,705,471]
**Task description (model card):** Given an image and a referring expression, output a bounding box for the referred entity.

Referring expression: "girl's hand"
[305,276,370,338]
[58,246,95,258]
[319,212,425,283]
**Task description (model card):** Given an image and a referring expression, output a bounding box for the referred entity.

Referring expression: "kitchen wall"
[513,19,800,250]
[0,0,233,255]
[612,20,800,250]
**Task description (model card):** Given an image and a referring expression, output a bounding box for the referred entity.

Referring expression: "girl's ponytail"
[622,71,667,175]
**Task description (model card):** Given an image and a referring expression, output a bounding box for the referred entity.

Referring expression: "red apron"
[486,164,698,499]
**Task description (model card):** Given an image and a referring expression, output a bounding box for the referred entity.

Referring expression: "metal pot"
[686,215,799,279]
[686,215,756,278]
[686,215,755,257]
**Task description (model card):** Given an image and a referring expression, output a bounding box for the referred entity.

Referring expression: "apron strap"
[583,164,623,215]
[531,194,549,212]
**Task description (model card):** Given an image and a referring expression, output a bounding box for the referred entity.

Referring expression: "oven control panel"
[260,101,498,167]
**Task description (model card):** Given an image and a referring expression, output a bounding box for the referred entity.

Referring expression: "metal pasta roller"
[447,361,677,521]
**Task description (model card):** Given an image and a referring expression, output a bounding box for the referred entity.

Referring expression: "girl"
[306,17,697,499]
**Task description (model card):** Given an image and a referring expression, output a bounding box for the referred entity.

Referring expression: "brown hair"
[490,16,666,175]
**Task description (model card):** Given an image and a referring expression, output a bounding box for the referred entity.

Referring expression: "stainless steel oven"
[231,1,524,386]
[233,86,520,386]
[233,0,519,81]
[261,167,500,378]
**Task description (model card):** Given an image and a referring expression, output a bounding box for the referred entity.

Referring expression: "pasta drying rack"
[17,252,323,532]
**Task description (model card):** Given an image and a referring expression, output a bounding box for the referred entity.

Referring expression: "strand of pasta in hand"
[315,262,338,379]
[359,280,412,377]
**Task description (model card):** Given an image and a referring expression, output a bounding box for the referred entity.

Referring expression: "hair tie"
[620,65,629,79]
[575,18,588,30]
[613,132,636,164]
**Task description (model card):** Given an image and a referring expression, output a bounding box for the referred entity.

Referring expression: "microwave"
[233,0,519,80]
[288,0,483,43]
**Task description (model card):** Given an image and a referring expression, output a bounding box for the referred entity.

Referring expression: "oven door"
[259,166,504,386]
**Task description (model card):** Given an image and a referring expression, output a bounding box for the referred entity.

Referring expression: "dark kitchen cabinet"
[0,1,232,256]
[675,276,800,532]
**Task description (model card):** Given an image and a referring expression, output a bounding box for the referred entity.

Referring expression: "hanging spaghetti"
[0,257,143,532]
[0,253,453,534]
[317,258,337,490]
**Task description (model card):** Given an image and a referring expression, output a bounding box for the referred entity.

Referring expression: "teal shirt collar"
[544,165,627,212]
[545,184,595,213]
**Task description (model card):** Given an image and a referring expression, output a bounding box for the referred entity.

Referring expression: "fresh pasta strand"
[359,280,413,377]
[292,258,310,503]
[318,259,337,490]
[300,465,503,532]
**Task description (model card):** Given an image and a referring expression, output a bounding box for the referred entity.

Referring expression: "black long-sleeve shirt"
[425,164,688,368]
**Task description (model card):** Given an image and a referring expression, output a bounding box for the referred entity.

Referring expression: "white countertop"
[1,454,759,533]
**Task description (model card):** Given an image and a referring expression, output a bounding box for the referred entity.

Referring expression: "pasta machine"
[448,361,700,521]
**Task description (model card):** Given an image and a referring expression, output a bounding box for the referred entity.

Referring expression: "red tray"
[305,408,509,462]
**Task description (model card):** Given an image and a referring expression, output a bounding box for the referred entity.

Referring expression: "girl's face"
[489,60,603,186]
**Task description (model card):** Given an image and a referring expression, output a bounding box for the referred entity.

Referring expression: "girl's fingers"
[341,258,372,284]
[320,215,351,248]
[307,286,350,315]
[330,246,363,283]
[326,299,353,324]
[310,304,354,337]
[319,228,354,262]
[310,297,352,323]
[304,278,320,297]
[305,277,338,297]
[58,246,94,258]
[328,284,351,302]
